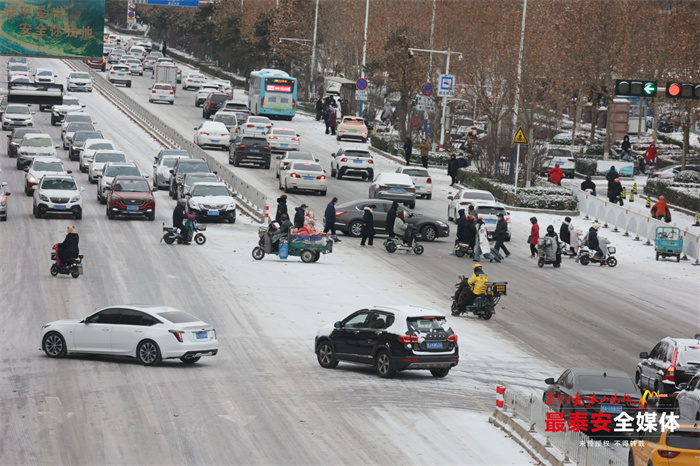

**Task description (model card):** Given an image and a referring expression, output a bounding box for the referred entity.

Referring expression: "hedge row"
[369,135,450,166]
[457,171,578,210]
[644,179,700,212]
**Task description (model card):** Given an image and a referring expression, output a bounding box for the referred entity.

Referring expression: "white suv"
[149,83,175,105]
[80,139,116,173]
[330,147,374,181]
[66,72,92,92]
[88,150,127,183]
[33,174,85,219]
[108,64,132,87]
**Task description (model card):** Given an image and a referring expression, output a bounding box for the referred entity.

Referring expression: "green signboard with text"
[0,0,104,58]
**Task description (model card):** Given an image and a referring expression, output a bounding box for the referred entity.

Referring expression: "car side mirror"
[544,378,555,385]
[331,153,336,157]
[169,169,174,174]
[334,321,343,329]
[23,168,28,172]
[81,104,85,108]
[55,145,60,149]
[679,382,688,390]
[213,171,217,175]
[80,187,86,192]
[6,135,10,139]
[67,170,72,174]
[639,352,649,359]
[104,186,111,191]
[275,156,281,160]
[447,195,454,200]
[193,127,197,130]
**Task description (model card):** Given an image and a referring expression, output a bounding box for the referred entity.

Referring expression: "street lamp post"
[359,0,369,117]
[409,47,463,152]
[310,0,319,98]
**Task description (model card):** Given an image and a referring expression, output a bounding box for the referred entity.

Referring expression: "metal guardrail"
[73,60,266,222]
[502,390,626,466]
[574,189,699,263]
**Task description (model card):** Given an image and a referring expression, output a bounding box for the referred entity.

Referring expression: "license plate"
[196,332,207,339]
[54,204,66,210]
[207,210,219,216]
[256,126,264,130]
[427,342,443,349]
[303,176,313,180]
[280,144,289,147]
[77,85,84,89]
[117,73,125,77]
[159,96,166,99]
[127,205,139,211]
[415,186,421,190]
[211,140,219,143]
[391,188,404,192]
[353,160,363,164]
[350,130,357,133]
[485,219,497,224]
[250,148,260,153]
[13,122,22,125]
[600,405,622,413]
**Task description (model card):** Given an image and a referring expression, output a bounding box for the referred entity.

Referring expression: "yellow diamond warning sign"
[514,126,529,145]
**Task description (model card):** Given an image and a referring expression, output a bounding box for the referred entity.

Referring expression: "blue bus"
[248,69,297,120]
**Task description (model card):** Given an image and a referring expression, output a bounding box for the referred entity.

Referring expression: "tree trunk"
[589,98,598,148]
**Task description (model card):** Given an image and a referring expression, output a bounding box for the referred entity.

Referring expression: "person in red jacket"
[548,165,564,185]
[529,217,539,257]
[644,143,657,164]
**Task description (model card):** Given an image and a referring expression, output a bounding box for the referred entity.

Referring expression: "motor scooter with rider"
[450,264,507,320]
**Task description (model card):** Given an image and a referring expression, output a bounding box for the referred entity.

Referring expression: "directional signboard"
[421,82,433,97]
[513,126,529,145]
[437,74,455,97]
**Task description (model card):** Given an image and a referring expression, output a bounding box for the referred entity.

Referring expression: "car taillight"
[407,187,415,192]
[292,99,296,109]
[169,330,184,342]
[568,158,575,162]
[460,202,471,206]
[652,173,660,178]
[340,157,348,162]
[447,334,458,342]
[317,175,326,180]
[169,90,174,95]
[398,335,419,344]
[127,72,132,75]
[426,177,432,183]
[335,211,345,217]
[222,133,229,137]
[263,146,270,150]
[368,159,374,164]
[663,367,675,382]
[200,132,209,136]
[657,451,680,459]
[261,97,264,106]
[266,125,272,129]
[237,144,246,148]
[187,79,192,82]
[379,185,387,189]
[152,89,156,93]
[292,137,299,141]
[269,136,278,139]
[290,173,300,178]
[247,124,255,128]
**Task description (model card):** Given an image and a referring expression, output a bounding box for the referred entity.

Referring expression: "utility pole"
[409,47,463,152]
[513,0,528,187]
[359,0,369,117]
[428,0,436,79]
[310,0,319,99]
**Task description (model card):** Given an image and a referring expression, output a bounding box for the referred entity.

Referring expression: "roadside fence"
[574,189,699,264]
[74,60,266,222]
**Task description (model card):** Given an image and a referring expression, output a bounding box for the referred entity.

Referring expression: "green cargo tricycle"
[654,226,683,262]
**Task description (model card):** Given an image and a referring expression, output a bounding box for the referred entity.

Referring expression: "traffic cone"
[632,183,638,195]
[629,191,634,202]
[693,214,700,227]
[645,197,651,208]
[621,187,626,199]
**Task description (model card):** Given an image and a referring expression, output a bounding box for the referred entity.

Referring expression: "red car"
[85,58,106,72]
[106,176,156,221]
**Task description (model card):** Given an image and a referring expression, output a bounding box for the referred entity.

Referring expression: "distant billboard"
[132,0,199,6]
[0,0,104,58]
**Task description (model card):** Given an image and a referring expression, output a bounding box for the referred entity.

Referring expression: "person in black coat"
[360,205,376,246]
[403,137,413,166]
[493,213,510,257]
[294,204,307,229]
[587,223,603,259]
[275,195,288,223]
[580,176,596,196]
[386,201,399,237]
[57,226,79,263]
[323,197,340,241]
[447,154,460,185]
[545,225,561,265]
[606,166,619,190]
[608,179,623,205]
[456,210,476,247]
[172,199,189,240]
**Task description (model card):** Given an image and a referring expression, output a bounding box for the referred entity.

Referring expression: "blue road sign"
[421,83,433,96]
[356,78,368,90]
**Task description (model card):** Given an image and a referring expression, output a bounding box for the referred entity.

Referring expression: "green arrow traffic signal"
[615,80,658,98]
[643,82,655,95]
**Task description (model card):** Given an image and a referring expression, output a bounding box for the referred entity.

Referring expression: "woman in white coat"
[394,210,408,243]
[477,220,502,263]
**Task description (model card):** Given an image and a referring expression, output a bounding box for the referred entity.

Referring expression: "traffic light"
[615,80,657,97]
[665,82,700,99]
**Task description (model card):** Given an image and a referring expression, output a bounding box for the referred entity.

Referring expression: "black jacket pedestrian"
[580,177,597,195]
[361,207,375,236]
[58,233,79,261]
[588,227,599,249]
[315,98,323,112]
[173,204,187,229]
[457,214,476,246]
[293,207,305,229]
[386,201,398,236]
[324,201,336,225]
[609,181,623,202]
[275,197,288,223]
[447,156,460,177]
[606,168,619,189]
[493,218,508,241]
[560,223,571,245]
[403,138,413,159]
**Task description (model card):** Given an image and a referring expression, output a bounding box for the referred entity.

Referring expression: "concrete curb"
[489,409,569,466]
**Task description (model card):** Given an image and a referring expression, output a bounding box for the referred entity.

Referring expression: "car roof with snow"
[22,133,51,140]
[375,172,414,184]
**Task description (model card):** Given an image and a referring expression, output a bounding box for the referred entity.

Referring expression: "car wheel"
[316,340,339,368]
[635,372,642,389]
[331,168,337,177]
[74,209,82,220]
[430,368,450,378]
[252,246,265,260]
[107,205,115,219]
[408,202,415,209]
[180,357,200,364]
[34,204,44,219]
[320,190,327,196]
[426,194,432,200]
[137,340,162,366]
[284,181,291,193]
[447,207,454,222]
[233,157,240,167]
[126,83,131,88]
[375,349,396,378]
[348,220,363,237]
[337,171,343,180]
[147,212,155,221]
[42,332,67,358]
[420,225,437,242]
[264,163,270,169]
[300,249,315,263]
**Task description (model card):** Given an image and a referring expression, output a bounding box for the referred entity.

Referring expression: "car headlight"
[437,221,448,227]
[27,174,36,183]
[226,203,236,211]
[39,194,49,202]
[145,198,154,203]
[70,195,81,203]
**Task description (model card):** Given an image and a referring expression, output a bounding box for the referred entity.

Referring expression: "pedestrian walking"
[492,213,510,258]
[360,204,376,246]
[294,204,307,229]
[548,165,564,185]
[560,216,575,255]
[329,108,337,136]
[545,225,562,266]
[322,105,331,134]
[315,96,323,121]
[161,41,167,57]
[606,166,619,190]
[475,219,499,262]
[323,197,341,241]
[403,137,413,166]
[608,178,623,205]
[386,201,399,238]
[529,217,539,257]
[447,154,459,186]
[420,139,430,169]
[275,195,288,224]
[644,143,657,164]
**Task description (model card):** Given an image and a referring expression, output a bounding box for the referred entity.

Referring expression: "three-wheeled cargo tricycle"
[654,226,683,262]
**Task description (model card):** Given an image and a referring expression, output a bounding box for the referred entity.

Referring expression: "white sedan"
[275,150,317,178]
[395,166,433,199]
[446,188,496,222]
[241,116,272,137]
[40,305,219,366]
[149,83,175,104]
[182,72,206,90]
[279,161,327,196]
[66,72,92,92]
[194,121,230,150]
[266,127,300,151]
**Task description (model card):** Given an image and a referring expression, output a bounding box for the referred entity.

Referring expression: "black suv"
[7,128,40,158]
[314,306,459,378]
[69,130,104,161]
[202,93,228,119]
[636,337,700,408]
[229,136,271,169]
[168,158,214,199]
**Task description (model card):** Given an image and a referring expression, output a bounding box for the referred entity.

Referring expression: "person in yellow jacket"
[458,263,488,311]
